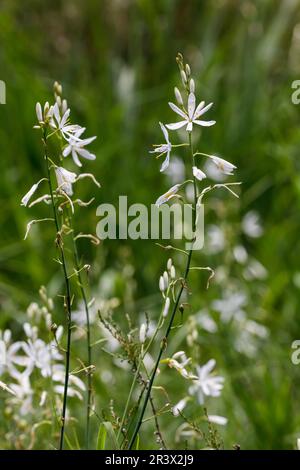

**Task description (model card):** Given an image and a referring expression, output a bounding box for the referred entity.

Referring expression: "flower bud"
[174,87,183,106]
[36,102,43,122]
[185,64,191,76]
[163,297,170,317]
[189,78,195,93]
[163,271,169,288]
[159,276,165,292]
[180,70,187,85]
[139,323,146,344]
[170,265,176,279]
[167,258,173,271]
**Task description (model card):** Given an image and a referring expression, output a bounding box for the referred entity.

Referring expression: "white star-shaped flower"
[51,103,81,140]
[150,122,172,172]
[166,93,215,132]
[189,359,224,404]
[63,127,96,167]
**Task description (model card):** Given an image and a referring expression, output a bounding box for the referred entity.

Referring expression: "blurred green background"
[1,0,300,449]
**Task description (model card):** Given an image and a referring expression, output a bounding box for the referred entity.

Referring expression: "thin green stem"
[127,132,197,449]
[43,130,72,450]
[70,230,92,449]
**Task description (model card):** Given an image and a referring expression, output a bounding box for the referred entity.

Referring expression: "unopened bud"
[163,297,170,317]
[189,78,195,93]
[180,70,187,85]
[167,258,173,271]
[170,265,176,279]
[174,87,183,106]
[185,64,191,76]
[159,276,165,292]
[53,81,62,96]
[139,323,147,344]
[163,271,169,288]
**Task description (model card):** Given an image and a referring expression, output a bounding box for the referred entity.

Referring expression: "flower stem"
[43,131,73,450]
[127,132,197,449]
[70,231,92,449]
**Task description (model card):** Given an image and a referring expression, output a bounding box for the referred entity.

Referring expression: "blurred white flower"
[207,225,225,254]
[63,127,96,167]
[189,359,224,404]
[166,93,215,132]
[210,156,236,176]
[207,415,228,425]
[155,184,180,207]
[172,397,189,417]
[166,156,185,184]
[192,166,206,181]
[150,122,172,172]
[243,259,268,280]
[212,292,247,323]
[233,245,248,264]
[242,211,263,238]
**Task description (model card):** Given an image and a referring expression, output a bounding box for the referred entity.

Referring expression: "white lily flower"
[51,102,80,140]
[63,127,97,167]
[166,93,215,132]
[21,178,47,207]
[192,166,206,181]
[155,184,180,207]
[150,122,172,172]
[210,156,236,176]
[167,351,198,380]
[55,166,77,196]
[189,359,224,404]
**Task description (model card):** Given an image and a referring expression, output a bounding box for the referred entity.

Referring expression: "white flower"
[192,166,206,181]
[150,122,172,172]
[50,103,80,140]
[155,184,180,207]
[172,397,189,417]
[55,167,77,196]
[207,415,228,426]
[212,292,247,323]
[210,156,236,176]
[63,127,96,167]
[242,211,263,238]
[167,351,198,380]
[166,93,215,132]
[21,178,47,207]
[9,373,33,415]
[189,359,224,404]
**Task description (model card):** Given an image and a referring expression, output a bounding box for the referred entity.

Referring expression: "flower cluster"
[21,81,100,232]
[151,53,237,206]
[0,288,85,418]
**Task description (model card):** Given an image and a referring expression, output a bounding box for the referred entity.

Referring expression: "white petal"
[160,151,170,172]
[188,93,196,119]
[186,121,193,132]
[193,101,205,119]
[168,102,187,119]
[194,102,213,119]
[159,122,170,144]
[166,121,187,130]
[193,120,216,127]
[77,148,96,161]
[72,150,82,167]
[21,179,46,207]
